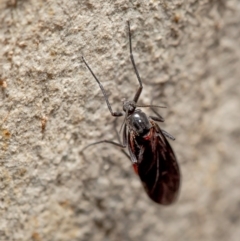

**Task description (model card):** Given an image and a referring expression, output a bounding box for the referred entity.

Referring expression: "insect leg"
[161,129,175,141]
[81,139,126,153]
[151,119,175,140]
[127,21,143,103]
[82,56,123,117]
[113,119,131,160]
[81,124,128,153]
[149,107,165,122]
[149,115,164,122]
[113,118,122,143]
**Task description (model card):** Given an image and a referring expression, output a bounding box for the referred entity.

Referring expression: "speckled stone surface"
[0,0,240,240]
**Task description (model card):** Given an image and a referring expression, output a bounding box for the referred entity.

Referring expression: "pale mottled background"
[0,0,240,241]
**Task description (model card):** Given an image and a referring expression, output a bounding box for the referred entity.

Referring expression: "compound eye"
[129,104,135,112]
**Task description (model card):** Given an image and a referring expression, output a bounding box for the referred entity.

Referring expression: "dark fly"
[82,22,180,205]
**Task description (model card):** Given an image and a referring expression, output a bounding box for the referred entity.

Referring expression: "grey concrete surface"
[0,0,240,241]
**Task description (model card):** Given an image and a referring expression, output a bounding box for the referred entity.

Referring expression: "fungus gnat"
[82,22,180,205]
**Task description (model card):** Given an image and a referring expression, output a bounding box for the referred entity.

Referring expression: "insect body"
[125,108,180,204]
[82,22,180,205]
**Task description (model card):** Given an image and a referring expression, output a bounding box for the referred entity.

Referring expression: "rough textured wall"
[0,0,240,241]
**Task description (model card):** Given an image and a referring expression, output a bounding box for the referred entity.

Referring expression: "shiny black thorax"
[126,109,151,137]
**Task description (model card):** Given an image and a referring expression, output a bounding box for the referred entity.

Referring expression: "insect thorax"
[127,109,151,136]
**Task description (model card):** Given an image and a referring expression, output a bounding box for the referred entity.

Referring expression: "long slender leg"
[81,124,128,153]
[161,129,175,140]
[127,21,143,103]
[152,119,175,141]
[81,139,126,153]
[150,108,175,140]
[82,56,123,117]
[150,107,165,122]
[149,115,164,122]
[113,119,131,160]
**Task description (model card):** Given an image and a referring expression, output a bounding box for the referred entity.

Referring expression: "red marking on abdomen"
[143,132,151,141]
[132,163,138,175]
